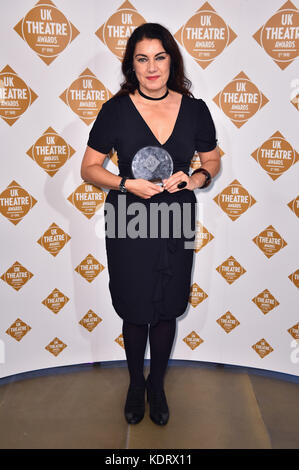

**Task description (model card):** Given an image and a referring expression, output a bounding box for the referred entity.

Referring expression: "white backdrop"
[0,0,298,379]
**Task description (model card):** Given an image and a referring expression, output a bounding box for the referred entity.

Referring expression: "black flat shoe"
[146,376,169,426]
[124,384,145,424]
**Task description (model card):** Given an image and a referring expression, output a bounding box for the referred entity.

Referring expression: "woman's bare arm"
[189,146,221,189]
[80,145,163,198]
[80,146,122,190]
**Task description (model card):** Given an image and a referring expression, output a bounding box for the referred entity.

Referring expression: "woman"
[81,23,220,426]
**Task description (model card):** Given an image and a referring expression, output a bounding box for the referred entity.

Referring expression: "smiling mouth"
[147,76,160,80]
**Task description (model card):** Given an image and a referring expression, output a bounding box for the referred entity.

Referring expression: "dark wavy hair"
[114,23,193,98]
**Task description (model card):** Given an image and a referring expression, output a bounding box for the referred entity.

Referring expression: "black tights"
[122,319,176,391]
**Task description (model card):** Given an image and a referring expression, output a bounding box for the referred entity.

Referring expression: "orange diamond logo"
[14,0,80,65]
[42,288,70,314]
[27,127,75,177]
[174,2,237,69]
[75,254,105,283]
[253,1,299,70]
[79,310,102,332]
[37,222,71,257]
[60,68,113,125]
[251,131,299,181]
[45,337,67,356]
[0,180,37,225]
[287,195,299,218]
[252,338,274,358]
[1,261,34,291]
[95,1,146,60]
[213,71,268,128]
[289,269,299,289]
[252,289,280,315]
[291,92,299,111]
[253,225,287,258]
[213,179,256,221]
[68,182,106,219]
[189,283,208,308]
[216,311,240,333]
[0,65,38,126]
[6,318,31,342]
[183,331,204,350]
[216,256,246,285]
[115,334,124,349]
[194,221,214,252]
[287,322,299,341]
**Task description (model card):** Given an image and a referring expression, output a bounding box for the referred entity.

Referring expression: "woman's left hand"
[162,171,197,193]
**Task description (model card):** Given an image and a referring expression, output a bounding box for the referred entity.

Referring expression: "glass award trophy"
[131,146,173,185]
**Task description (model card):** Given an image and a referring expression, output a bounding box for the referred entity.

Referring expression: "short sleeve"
[195,99,217,152]
[87,99,116,154]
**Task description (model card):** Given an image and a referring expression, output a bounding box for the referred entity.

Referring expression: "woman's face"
[133,38,171,95]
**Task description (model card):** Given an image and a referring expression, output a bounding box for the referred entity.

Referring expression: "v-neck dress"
[87,93,217,326]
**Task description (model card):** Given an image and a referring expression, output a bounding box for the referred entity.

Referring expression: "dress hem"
[112,306,188,326]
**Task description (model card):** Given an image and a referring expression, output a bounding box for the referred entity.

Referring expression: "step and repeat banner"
[0,0,298,379]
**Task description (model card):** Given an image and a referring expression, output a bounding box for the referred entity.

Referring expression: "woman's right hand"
[125,178,164,199]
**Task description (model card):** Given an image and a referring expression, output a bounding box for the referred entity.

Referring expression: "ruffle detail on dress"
[151,237,178,326]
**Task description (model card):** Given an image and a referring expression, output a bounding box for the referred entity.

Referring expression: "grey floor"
[0,361,298,449]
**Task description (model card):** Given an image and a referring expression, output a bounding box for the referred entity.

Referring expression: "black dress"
[87,94,217,326]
